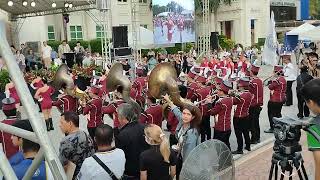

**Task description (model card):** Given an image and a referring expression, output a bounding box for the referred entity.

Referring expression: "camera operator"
[301,79,320,180]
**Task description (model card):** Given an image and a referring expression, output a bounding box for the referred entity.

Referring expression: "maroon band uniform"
[139,104,163,127]
[102,100,125,129]
[0,118,19,158]
[52,94,78,113]
[83,97,103,139]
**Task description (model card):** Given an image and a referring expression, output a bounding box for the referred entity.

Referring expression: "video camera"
[273,116,320,155]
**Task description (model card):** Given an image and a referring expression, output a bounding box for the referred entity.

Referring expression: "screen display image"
[152,0,195,44]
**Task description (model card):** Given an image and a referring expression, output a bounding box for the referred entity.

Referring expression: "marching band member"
[264,66,287,133]
[0,98,20,159]
[82,86,103,140]
[232,77,253,154]
[34,78,55,131]
[52,90,78,113]
[140,96,163,127]
[102,87,125,137]
[208,81,233,149]
[5,80,20,116]
[249,65,263,144]
[30,75,44,90]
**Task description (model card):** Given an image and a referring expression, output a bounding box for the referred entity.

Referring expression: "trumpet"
[263,75,276,86]
[194,90,218,106]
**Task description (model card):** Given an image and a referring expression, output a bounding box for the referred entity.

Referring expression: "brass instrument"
[148,62,202,123]
[106,62,141,114]
[52,64,90,111]
[263,74,276,86]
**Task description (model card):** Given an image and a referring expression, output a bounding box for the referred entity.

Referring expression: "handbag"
[92,155,122,180]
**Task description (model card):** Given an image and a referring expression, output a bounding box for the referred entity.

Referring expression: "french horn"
[148,62,202,123]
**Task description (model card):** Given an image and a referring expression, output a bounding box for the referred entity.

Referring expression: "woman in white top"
[283,57,297,106]
[15,50,25,72]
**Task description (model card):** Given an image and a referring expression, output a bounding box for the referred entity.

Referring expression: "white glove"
[5,90,10,98]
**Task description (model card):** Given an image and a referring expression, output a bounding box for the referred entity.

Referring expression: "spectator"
[58,111,95,179]
[74,41,85,66]
[115,103,149,179]
[307,52,319,77]
[15,50,25,72]
[77,124,126,180]
[20,43,29,57]
[283,57,297,106]
[25,49,41,71]
[10,120,54,179]
[300,79,320,180]
[41,41,52,69]
[147,55,157,72]
[296,65,313,119]
[58,40,71,63]
[140,124,177,180]
[82,52,92,67]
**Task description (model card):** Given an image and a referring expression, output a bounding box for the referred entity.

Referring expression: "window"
[96,25,105,39]
[118,0,127,2]
[139,0,147,3]
[48,26,55,40]
[70,25,83,40]
[140,24,148,29]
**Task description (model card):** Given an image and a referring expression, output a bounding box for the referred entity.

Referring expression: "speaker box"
[210,32,219,50]
[111,48,132,57]
[112,26,128,48]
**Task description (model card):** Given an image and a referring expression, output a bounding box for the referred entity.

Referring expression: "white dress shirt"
[284,62,297,81]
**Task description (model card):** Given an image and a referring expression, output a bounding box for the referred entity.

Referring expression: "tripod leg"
[268,163,275,180]
[300,163,309,180]
[280,168,285,180]
[275,164,278,180]
[289,167,293,180]
[296,166,304,180]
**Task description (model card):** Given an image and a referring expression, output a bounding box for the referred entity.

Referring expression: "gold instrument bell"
[148,62,202,123]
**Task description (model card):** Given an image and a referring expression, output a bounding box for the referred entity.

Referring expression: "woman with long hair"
[30,75,44,112]
[34,78,55,131]
[140,124,176,180]
[163,94,200,179]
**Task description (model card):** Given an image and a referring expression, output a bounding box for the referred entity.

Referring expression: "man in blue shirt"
[10,120,53,180]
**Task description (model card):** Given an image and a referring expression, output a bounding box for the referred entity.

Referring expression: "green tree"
[195,0,232,31]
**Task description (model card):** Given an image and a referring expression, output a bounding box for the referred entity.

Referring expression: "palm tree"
[195,0,231,31]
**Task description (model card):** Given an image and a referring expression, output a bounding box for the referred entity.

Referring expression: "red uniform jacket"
[209,96,233,131]
[249,77,264,107]
[83,98,103,128]
[140,104,163,127]
[195,85,215,117]
[133,77,147,96]
[0,118,19,158]
[233,91,253,118]
[187,82,200,100]
[167,110,179,134]
[98,78,108,97]
[268,77,287,103]
[102,100,125,128]
[52,94,78,113]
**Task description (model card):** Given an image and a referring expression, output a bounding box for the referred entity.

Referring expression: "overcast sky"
[153,0,194,11]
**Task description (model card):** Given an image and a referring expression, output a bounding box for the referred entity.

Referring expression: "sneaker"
[232,150,243,154]
[264,129,274,133]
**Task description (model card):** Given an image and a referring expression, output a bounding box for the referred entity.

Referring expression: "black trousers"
[182,65,188,73]
[169,133,178,147]
[249,106,262,141]
[175,153,183,180]
[233,117,251,151]
[285,81,294,105]
[297,91,310,117]
[267,101,284,129]
[75,55,83,66]
[200,115,211,142]
[87,127,97,140]
[213,129,231,149]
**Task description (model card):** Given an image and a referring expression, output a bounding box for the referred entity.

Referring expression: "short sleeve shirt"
[59,130,95,177]
[307,125,320,151]
[140,146,177,180]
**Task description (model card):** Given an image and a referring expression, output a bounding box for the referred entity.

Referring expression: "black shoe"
[250,139,260,144]
[264,129,274,133]
[297,114,303,119]
[49,118,54,131]
[284,104,292,106]
[245,146,251,151]
[45,121,50,131]
[232,150,243,154]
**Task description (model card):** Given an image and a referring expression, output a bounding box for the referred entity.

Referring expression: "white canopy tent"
[286,23,316,40]
[300,26,320,41]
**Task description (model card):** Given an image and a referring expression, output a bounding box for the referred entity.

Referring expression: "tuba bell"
[106,62,141,114]
[148,62,202,123]
[52,64,90,105]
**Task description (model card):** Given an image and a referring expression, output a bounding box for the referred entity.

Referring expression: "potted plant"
[73,65,93,91]
[0,70,10,107]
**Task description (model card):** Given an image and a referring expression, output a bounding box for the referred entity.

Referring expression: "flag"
[262,11,278,66]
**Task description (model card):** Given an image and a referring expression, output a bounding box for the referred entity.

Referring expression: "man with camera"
[300,79,320,180]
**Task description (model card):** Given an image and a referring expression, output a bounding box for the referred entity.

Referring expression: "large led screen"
[152,0,195,44]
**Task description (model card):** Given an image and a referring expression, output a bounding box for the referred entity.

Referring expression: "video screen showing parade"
[152,0,195,44]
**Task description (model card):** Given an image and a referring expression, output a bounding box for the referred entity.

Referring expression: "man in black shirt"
[296,65,313,119]
[115,103,149,179]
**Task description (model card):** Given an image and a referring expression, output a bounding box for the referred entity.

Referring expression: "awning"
[286,23,316,35]
[300,26,320,41]
[0,0,95,19]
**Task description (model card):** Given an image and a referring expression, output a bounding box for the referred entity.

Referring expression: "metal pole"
[0,21,67,180]
[0,151,18,180]
[22,149,45,180]
[0,122,38,143]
